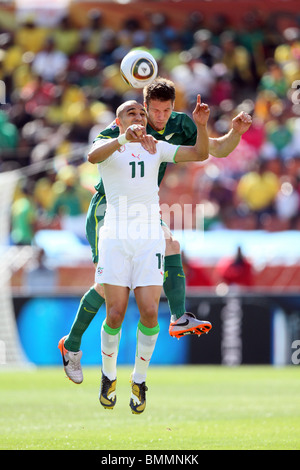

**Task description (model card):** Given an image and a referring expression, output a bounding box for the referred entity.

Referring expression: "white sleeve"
[157,141,180,163]
[88,138,109,154]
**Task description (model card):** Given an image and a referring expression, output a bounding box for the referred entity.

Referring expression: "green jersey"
[93,111,197,194]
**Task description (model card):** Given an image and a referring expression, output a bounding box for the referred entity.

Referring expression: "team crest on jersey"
[97,266,104,275]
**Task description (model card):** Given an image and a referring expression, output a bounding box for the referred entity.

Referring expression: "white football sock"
[132,321,159,384]
[101,321,121,381]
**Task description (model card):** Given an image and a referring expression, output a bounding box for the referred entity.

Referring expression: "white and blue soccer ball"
[120,49,158,89]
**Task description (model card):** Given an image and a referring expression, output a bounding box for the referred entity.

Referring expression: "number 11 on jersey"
[129,161,145,178]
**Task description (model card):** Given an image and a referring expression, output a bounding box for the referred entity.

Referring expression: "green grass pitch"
[0,365,299,450]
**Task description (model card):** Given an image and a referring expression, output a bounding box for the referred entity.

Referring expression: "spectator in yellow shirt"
[236,159,280,226]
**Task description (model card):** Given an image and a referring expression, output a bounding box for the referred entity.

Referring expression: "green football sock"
[163,254,186,321]
[64,287,105,352]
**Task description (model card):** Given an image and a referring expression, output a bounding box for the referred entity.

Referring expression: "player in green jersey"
[58,78,252,384]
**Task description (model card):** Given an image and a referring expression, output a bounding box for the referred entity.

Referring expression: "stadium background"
[0,0,300,368]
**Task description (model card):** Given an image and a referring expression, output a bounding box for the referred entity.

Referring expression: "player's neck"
[148,122,165,134]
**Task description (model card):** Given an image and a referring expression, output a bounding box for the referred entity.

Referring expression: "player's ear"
[115,117,120,126]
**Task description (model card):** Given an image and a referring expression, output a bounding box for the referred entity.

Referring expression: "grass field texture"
[0,365,299,450]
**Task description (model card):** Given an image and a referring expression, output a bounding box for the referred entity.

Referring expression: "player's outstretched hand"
[192,94,210,127]
[232,111,252,135]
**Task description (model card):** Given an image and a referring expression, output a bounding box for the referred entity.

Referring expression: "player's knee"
[140,304,158,326]
[165,238,181,256]
[106,307,125,329]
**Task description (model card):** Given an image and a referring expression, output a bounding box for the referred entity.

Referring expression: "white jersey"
[92,140,179,229]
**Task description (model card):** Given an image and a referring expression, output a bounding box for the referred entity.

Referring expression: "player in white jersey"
[93,139,176,289]
[87,97,210,414]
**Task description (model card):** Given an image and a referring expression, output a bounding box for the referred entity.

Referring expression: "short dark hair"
[143,77,176,107]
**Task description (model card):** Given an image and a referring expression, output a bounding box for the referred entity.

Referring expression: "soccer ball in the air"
[120,50,158,89]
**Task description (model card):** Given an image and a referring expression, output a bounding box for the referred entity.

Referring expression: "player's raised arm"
[174,94,210,163]
[209,111,252,158]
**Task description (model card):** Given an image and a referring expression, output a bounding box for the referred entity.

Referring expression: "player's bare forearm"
[209,111,252,158]
[193,94,210,160]
[209,129,241,158]
[87,138,122,163]
[195,123,209,161]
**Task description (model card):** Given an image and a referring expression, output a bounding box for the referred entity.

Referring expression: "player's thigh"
[103,284,130,329]
[86,193,106,264]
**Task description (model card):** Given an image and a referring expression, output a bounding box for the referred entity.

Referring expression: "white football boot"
[58,336,83,384]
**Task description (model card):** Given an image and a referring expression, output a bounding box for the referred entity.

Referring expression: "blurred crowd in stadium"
[0,8,300,247]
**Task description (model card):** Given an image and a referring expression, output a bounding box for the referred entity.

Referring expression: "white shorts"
[95,225,165,290]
